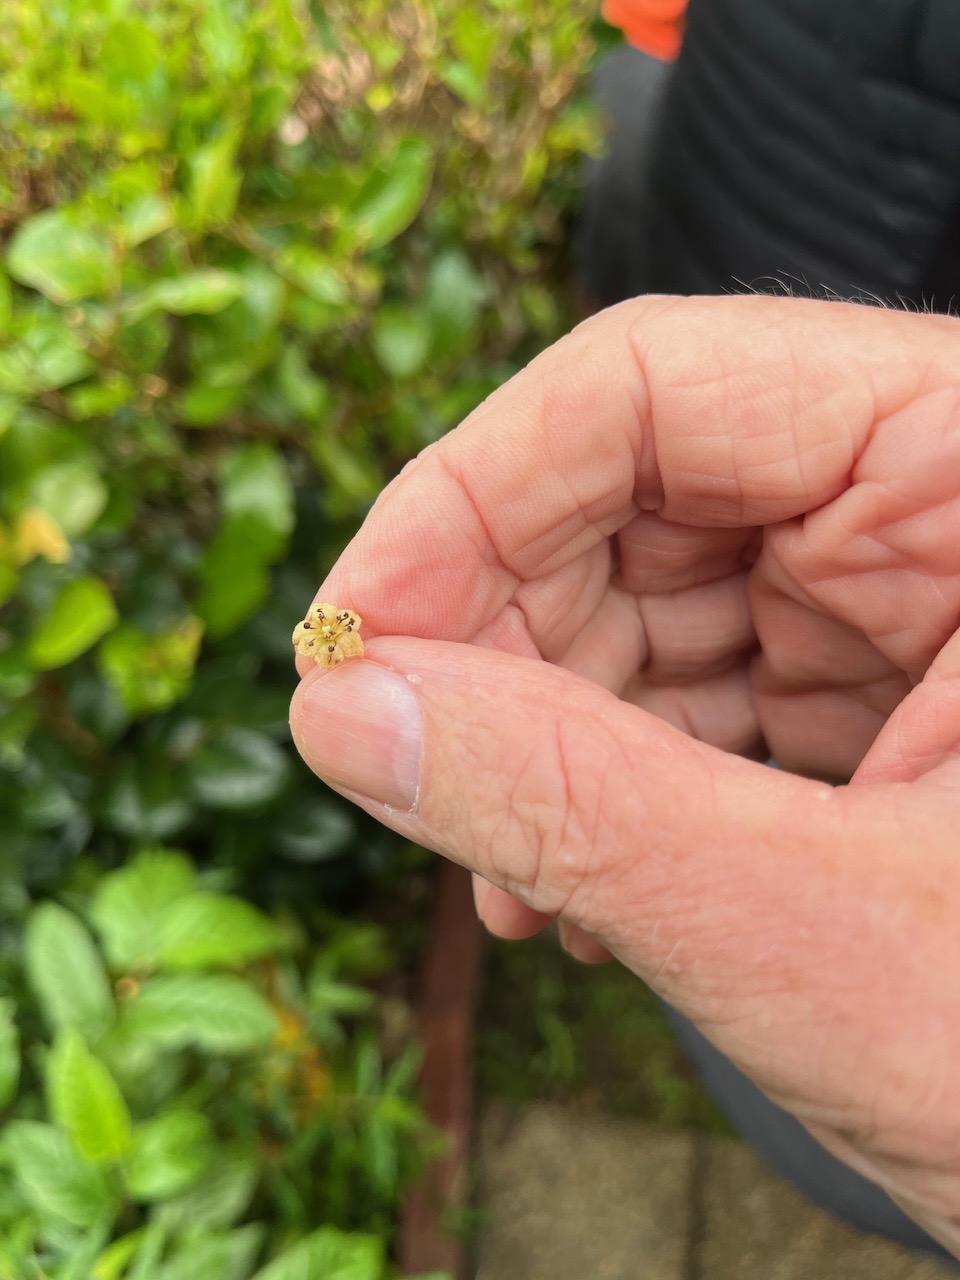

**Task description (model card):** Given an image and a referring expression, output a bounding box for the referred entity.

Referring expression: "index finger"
[303,295,957,656]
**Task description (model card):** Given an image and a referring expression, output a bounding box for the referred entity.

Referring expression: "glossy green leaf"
[98,617,204,717]
[123,1109,211,1201]
[252,1227,384,1280]
[3,1121,115,1227]
[276,344,331,422]
[195,522,271,637]
[7,211,114,303]
[219,440,294,556]
[91,847,195,970]
[275,796,355,863]
[92,1228,147,1280]
[28,457,109,537]
[425,249,489,353]
[101,761,194,841]
[344,139,433,249]
[308,432,382,512]
[188,131,243,227]
[0,319,94,394]
[24,903,114,1040]
[55,1219,114,1279]
[370,307,430,379]
[156,1146,258,1230]
[153,892,279,969]
[125,269,245,319]
[120,974,278,1052]
[28,576,118,670]
[180,381,245,425]
[275,245,349,305]
[156,1225,264,1280]
[440,59,483,105]
[121,194,174,247]
[47,1029,132,1165]
[188,728,290,811]
[0,998,20,1107]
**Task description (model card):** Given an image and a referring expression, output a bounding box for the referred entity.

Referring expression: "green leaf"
[27,576,118,670]
[156,1146,257,1230]
[370,307,430,379]
[0,998,20,1107]
[28,457,109,537]
[7,211,114,303]
[0,318,94,394]
[276,344,331,422]
[91,848,196,970]
[252,1228,384,1280]
[125,270,245,319]
[92,1228,147,1280]
[188,728,290,811]
[121,195,174,248]
[344,139,434,249]
[98,617,204,718]
[2,1121,115,1228]
[275,246,349,306]
[47,1029,132,1165]
[24,903,114,1040]
[440,60,484,106]
[307,978,375,1019]
[219,441,294,559]
[0,269,11,330]
[66,373,134,420]
[157,1226,264,1280]
[120,974,278,1052]
[180,381,245,426]
[102,761,194,841]
[57,1222,118,1280]
[362,1113,397,1197]
[275,796,355,863]
[123,1109,211,1201]
[425,249,489,354]
[153,892,279,969]
[308,432,382,512]
[195,522,270,637]
[187,132,243,227]
[119,1219,167,1280]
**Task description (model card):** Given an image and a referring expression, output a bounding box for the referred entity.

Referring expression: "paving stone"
[698,1136,959,1280]
[474,1101,695,1280]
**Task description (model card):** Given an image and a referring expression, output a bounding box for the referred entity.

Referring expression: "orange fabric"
[602,0,688,60]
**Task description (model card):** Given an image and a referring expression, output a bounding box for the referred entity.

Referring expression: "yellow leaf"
[15,509,71,565]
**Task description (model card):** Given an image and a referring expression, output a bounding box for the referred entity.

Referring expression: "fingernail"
[294,662,422,811]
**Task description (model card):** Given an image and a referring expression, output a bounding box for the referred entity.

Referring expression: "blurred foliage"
[477,930,734,1136]
[0,0,599,1272]
[0,849,441,1275]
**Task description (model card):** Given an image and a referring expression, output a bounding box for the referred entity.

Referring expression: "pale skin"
[289,296,960,1252]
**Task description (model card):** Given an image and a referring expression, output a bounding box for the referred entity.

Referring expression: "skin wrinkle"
[514,540,612,661]
[622,310,664,510]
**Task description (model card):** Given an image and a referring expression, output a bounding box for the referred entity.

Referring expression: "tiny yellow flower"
[292,602,363,668]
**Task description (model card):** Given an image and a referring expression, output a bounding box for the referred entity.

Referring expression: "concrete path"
[474,1102,958,1280]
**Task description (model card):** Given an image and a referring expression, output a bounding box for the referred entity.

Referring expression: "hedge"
[0,0,600,1272]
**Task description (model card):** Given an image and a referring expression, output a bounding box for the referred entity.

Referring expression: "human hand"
[289,296,960,1250]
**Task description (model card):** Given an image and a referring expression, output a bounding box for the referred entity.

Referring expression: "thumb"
[290,638,960,1158]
